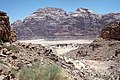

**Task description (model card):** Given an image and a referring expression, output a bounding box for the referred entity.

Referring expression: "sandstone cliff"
[12,7,120,39]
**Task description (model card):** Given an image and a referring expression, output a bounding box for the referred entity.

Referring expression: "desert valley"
[0,6,120,80]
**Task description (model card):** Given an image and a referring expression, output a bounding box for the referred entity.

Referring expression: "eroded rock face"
[0,11,16,42]
[9,30,17,43]
[12,7,120,39]
[0,11,10,42]
[100,20,120,40]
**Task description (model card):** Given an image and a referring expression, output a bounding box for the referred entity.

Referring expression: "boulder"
[9,30,17,43]
[0,11,16,42]
[100,20,120,40]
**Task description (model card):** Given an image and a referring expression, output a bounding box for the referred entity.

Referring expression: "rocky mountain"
[12,7,120,39]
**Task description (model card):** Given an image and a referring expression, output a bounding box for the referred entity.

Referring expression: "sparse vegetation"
[17,63,68,80]
[0,60,8,66]
[1,44,19,53]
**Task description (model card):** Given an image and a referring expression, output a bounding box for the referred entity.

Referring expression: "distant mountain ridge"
[12,7,120,39]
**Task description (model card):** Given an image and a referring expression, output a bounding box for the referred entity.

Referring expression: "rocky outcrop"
[0,11,16,42]
[100,20,120,40]
[0,11,10,42]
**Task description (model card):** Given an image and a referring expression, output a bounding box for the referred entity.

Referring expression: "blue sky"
[0,0,120,23]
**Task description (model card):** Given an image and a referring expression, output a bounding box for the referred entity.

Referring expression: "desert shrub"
[17,63,67,80]
[18,66,35,80]
[0,60,8,66]
[43,64,63,80]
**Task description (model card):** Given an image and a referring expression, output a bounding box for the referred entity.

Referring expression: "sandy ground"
[63,57,117,75]
[49,45,79,54]
[19,39,93,46]
[19,39,93,54]
[81,60,119,74]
